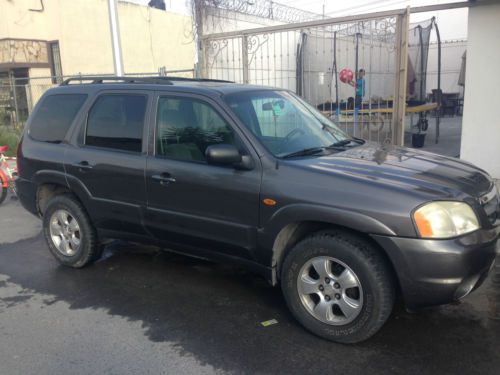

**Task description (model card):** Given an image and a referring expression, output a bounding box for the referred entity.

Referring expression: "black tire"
[281,230,394,344]
[0,185,7,205]
[42,194,103,268]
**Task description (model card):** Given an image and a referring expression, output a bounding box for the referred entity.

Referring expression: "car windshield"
[224,90,350,158]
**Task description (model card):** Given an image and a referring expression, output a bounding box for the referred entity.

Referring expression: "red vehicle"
[0,145,17,204]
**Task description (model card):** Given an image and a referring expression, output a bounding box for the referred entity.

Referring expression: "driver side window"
[156,96,238,162]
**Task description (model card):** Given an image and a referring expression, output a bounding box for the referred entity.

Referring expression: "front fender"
[256,203,396,267]
[267,203,396,237]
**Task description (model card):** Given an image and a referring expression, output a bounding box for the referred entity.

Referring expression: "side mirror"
[205,144,242,166]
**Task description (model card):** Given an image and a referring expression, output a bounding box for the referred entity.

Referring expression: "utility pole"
[107,0,124,76]
[193,0,204,78]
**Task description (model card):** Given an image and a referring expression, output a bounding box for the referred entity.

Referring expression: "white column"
[107,0,124,76]
[460,2,500,178]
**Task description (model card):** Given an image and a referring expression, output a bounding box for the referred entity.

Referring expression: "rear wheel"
[281,230,394,344]
[43,194,103,268]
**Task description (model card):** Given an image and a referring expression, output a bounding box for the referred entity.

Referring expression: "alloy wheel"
[297,256,363,325]
[49,209,81,256]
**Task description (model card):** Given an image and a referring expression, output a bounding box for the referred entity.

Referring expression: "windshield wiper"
[330,139,352,147]
[281,147,326,159]
[329,138,365,148]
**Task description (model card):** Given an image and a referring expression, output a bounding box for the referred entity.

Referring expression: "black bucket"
[411,133,426,148]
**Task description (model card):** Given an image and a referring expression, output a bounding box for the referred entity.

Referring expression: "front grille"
[480,185,499,224]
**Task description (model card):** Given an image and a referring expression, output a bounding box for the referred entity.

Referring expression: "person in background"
[349,69,365,109]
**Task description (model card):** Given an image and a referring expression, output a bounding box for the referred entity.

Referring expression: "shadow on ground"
[0,234,498,374]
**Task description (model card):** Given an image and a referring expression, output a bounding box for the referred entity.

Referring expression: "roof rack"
[60,76,234,86]
[60,76,173,86]
[163,77,234,83]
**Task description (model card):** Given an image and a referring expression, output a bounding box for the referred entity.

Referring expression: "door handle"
[152,173,176,185]
[72,161,93,171]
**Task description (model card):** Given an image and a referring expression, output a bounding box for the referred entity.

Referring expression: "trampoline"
[313,17,442,145]
[322,103,438,136]
[407,17,442,145]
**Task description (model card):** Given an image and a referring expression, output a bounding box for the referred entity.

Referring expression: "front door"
[65,91,151,235]
[145,93,261,260]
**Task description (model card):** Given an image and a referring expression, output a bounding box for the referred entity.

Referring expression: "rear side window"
[29,94,87,142]
[85,94,147,153]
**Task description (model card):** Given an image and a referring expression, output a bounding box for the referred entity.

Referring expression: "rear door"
[145,92,262,260]
[65,90,152,235]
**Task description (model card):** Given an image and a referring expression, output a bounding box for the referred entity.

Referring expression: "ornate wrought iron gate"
[201,9,409,145]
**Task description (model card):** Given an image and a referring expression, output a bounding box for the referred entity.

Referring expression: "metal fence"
[0,69,195,127]
[201,9,410,145]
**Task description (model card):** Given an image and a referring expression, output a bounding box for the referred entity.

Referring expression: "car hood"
[291,142,493,199]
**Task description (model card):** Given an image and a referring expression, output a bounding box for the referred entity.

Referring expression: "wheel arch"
[266,204,396,271]
[269,218,401,295]
[34,171,90,217]
[36,183,72,216]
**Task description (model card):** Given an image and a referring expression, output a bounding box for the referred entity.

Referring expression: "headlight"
[413,201,480,238]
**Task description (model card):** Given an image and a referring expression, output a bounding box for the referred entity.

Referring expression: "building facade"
[0,0,196,122]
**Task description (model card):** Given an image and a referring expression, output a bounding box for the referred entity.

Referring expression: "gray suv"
[16,76,499,343]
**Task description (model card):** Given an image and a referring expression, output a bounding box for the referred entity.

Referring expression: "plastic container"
[411,133,426,148]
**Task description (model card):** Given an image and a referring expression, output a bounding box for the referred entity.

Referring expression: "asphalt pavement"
[0,192,499,375]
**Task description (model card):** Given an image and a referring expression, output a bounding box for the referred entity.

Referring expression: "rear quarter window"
[29,94,87,142]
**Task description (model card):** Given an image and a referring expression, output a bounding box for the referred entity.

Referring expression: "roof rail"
[60,76,234,86]
[60,76,173,86]
[162,76,234,83]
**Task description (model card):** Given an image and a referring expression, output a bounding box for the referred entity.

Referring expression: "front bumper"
[372,224,499,309]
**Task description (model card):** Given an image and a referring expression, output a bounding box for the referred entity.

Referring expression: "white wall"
[460,2,500,178]
[426,40,466,95]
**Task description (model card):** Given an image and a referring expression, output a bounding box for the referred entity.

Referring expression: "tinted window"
[86,95,147,152]
[156,97,237,162]
[30,94,87,142]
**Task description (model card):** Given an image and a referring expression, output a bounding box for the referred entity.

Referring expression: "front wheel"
[281,230,395,344]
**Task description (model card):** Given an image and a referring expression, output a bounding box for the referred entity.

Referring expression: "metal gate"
[201,9,409,145]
